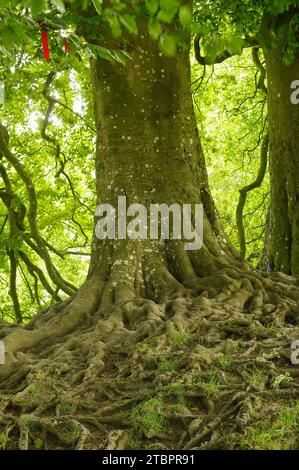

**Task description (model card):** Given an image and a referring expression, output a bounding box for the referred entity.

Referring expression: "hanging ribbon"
[65,39,70,54]
[39,23,50,61]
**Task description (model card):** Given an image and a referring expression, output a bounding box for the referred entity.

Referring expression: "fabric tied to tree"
[65,39,70,54]
[40,23,50,61]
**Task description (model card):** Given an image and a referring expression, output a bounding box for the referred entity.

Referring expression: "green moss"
[143,352,158,369]
[59,401,77,416]
[57,421,81,445]
[33,438,44,449]
[236,342,250,353]
[131,398,165,435]
[12,375,56,410]
[24,418,40,432]
[148,442,165,450]
[271,372,293,390]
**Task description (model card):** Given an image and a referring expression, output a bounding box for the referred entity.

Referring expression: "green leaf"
[51,0,65,13]
[106,14,122,38]
[112,0,126,12]
[113,51,128,65]
[0,20,28,50]
[11,197,23,211]
[92,0,103,15]
[0,0,13,7]
[157,9,176,23]
[89,45,127,64]
[145,0,159,16]
[25,0,48,15]
[148,17,162,40]
[0,25,16,50]
[159,33,177,56]
[90,45,115,61]
[179,5,192,28]
[46,17,70,30]
[226,36,244,55]
[159,0,180,14]
[119,14,138,35]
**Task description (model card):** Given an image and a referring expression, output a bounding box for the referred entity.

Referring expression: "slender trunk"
[263,47,299,274]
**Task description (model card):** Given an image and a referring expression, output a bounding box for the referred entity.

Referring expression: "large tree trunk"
[87,29,236,304]
[263,47,299,275]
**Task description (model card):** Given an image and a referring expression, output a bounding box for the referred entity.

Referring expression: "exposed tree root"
[0,253,299,449]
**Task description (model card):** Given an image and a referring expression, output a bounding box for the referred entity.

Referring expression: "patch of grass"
[197,371,221,395]
[0,425,13,450]
[168,331,189,348]
[164,381,186,405]
[239,401,299,450]
[127,435,142,450]
[216,355,233,369]
[279,404,299,427]
[250,368,267,389]
[156,357,182,374]
[236,342,249,353]
[131,398,165,435]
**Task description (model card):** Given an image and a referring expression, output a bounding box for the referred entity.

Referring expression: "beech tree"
[0,0,298,450]
[193,0,299,274]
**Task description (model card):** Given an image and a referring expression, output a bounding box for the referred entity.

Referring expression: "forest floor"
[0,270,299,450]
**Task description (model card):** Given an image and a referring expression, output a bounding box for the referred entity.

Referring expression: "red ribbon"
[40,23,50,61]
[65,39,70,54]
[41,31,50,60]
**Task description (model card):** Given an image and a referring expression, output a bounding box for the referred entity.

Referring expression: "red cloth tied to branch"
[39,23,50,61]
[65,39,70,54]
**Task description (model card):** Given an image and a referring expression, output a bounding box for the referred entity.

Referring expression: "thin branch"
[19,250,62,302]
[236,131,269,259]
[194,34,259,66]
[8,251,22,323]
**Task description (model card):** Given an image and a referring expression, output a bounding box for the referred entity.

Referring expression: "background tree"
[193,0,299,274]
